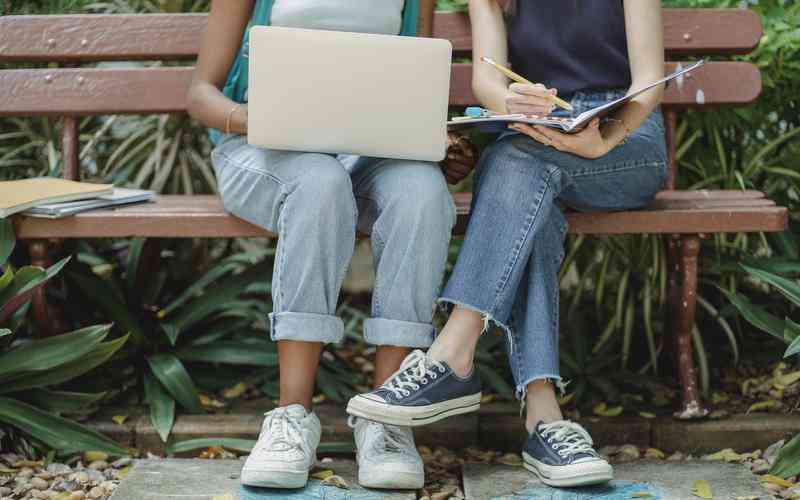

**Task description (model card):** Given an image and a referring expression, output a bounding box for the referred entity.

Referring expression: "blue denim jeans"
[440,89,668,399]
[211,135,456,347]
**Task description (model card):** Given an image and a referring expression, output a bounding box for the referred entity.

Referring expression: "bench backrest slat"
[0,62,761,117]
[435,9,762,56]
[0,9,761,63]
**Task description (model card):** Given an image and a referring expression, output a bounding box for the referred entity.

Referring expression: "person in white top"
[187,0,476,492]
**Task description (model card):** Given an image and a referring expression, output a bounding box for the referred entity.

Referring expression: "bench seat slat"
[0,10,761,62]
[12,194,787,239]
[0,62,760,117]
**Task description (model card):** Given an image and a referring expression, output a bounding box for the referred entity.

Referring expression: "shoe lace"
[381,350,446,399]
[261,407,311,457]
[348,417,413,457]
[539,421,595,458]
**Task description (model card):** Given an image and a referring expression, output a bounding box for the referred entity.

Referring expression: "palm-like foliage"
[0,221,127,456]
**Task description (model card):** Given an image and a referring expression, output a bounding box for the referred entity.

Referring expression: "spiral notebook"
[448,60,706,134]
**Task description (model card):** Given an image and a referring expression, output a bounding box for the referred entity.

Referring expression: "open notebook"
[448,60,706,134]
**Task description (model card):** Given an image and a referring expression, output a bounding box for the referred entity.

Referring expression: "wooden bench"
[0,4,787,418]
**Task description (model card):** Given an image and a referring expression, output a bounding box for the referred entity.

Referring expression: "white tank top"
[270,0,405,35]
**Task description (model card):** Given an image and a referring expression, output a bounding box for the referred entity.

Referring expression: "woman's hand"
[505,83,557,115]
[509,118,613,159]
[441,132,478,184]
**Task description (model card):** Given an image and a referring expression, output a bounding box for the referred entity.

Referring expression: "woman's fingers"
[509,123,551,145]
[509,83,554,97]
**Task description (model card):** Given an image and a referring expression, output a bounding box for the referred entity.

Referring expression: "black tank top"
[506,1,631,97]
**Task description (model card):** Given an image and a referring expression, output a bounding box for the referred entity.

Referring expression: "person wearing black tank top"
[349,0,668,489]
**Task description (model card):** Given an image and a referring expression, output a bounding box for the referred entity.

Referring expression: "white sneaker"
[241,404,321,488]
[350,416,425,490]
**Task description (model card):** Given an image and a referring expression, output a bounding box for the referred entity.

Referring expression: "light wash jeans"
[211,135,456,347]
[440,89,668,399]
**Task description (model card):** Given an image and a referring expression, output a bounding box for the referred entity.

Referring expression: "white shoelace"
[381,350,446,399]
[539,421,595,458]
[348,417,416,458]
[261,407,312,458]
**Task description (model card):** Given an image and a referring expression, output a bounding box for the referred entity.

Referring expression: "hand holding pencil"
[482,57,573,113]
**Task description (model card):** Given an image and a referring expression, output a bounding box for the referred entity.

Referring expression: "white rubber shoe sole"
[522,452,613,487]
[358,466,424,490]
[347,392,482,427]
[240,467,309,489]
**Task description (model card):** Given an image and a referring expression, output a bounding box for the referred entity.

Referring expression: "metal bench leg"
[672,234,709,419]
[27,239,69,337]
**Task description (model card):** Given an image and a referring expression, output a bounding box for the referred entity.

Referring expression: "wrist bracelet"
[225,104,241,135]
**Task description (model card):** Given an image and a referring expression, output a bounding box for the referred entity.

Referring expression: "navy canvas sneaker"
[523,420,613,487]
[346,350,482,427]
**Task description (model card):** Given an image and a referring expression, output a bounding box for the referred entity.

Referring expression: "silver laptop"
[247,26,452,162]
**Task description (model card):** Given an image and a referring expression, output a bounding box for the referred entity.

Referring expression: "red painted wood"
[0,10,761,62]
[448,62,761,108]
[0,62,760,117]
[12,194,788,239]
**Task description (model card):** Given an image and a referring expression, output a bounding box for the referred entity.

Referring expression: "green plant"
[723,227,800,479]
[0,220,128,456]
[64,239,278,442]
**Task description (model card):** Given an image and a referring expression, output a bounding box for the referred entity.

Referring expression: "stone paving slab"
[88,402,800,454]
[463,460,764,499]
[109,459,414,500]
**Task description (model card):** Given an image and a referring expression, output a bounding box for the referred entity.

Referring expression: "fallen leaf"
[321,474,349,489]
[692,479,712,499]
[704,448,744,463]
[222,382,248,399]
[760,474,795,488]
[495,453,522,466]
[593,402,623,417]
[778,370,800,387]
[54,492,72,500]
[199,394,226,408]
[117,466,132,479]
[645,448,665,459]
[639,412,656,419]
[212,494,234,500]
[12,460,42,468]
[631,493,654,499]
[558,393,575,406]
[748,400,779,413]
[432,488,456,500]
[310,469,334,480]
[710,392,729,405]
[112,415,128,425]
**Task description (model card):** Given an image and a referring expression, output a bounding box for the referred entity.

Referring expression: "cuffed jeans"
[211,136,456,348]
[440,89,668,399]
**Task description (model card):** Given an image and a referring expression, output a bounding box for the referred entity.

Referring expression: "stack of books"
[0,178,154,219]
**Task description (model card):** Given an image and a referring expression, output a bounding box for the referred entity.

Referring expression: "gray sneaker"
[346,350,482,427]
[240,404,321,489]
[523,420,613,487]
[351,416,425,489]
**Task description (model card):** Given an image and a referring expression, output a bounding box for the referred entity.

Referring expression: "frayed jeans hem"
[515,374,567,401]
[437,297,515,351]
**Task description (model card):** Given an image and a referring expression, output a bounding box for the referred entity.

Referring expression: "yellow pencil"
[482,56,573,112]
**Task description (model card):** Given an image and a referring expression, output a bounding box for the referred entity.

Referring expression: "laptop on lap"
[247,26,452,162]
